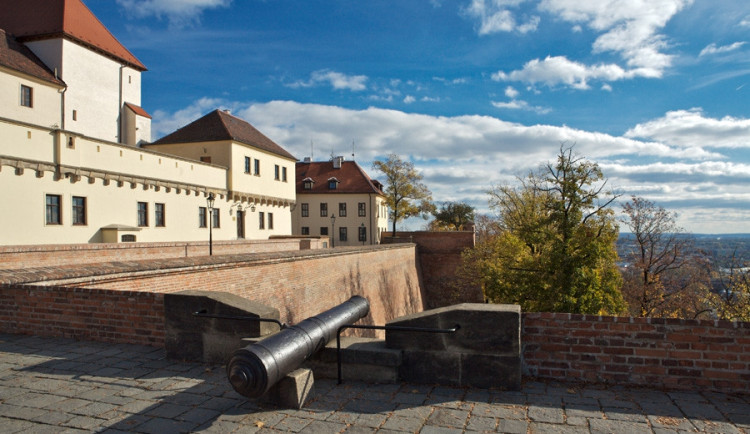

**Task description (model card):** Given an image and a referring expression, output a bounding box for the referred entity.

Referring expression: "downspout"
[56,78,67,177]
[118,65,125,144]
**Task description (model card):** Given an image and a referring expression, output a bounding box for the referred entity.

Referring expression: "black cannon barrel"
[227,295,370,398]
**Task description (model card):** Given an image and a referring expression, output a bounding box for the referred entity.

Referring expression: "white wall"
[293,192,388,245]
[0,68,62,128]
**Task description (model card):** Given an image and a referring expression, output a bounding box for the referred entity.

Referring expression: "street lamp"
[207,193,215,256]
[360,222,366,246]
[330,214,336,248]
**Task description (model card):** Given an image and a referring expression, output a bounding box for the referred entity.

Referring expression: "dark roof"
[296,160,385,195]
[0,29,65,86]
[151,109,296,160]
[0,0,146,71]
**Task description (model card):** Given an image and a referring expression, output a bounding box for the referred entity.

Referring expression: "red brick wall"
[0,239,321,270]
[523,312,750,393]
[0,245,423,345]
[383,231,482,308]
[0,286,165,346]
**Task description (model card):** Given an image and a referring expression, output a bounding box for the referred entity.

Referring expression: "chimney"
[303,157,311,163]
[333,156,344,169]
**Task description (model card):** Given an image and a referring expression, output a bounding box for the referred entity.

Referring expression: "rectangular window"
[45,194,61,225]
[211,208,220,228]
[254,158,260,175]
[20,85,33,108]
[244,156,251,173]
[259,211,265,229]
[320,227,328,236]
[358,202,366,217]
[137,202,148,227]
[268,213,274,230]
[301,227,310,235]
[72,196,86,225]
[339,202,347,217]
[359,226,367,242]
[200,156,211,163]
[320,203,328,217]
[339,227,348,242]
[72,110,77,121]
[301,203,309,217]
[274,165,280,180]
[282,167,288,182]
[199,207,207,228]
[155,203,165,227]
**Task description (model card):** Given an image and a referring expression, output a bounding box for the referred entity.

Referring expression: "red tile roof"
[0,0,146,71]
[151,109,296,160]
[124,102,152,119]
[0,29,65,86]
[296,160,385,195]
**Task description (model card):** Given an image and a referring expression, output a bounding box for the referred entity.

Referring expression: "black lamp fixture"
[207,193,215,256]
[330,214,336,248]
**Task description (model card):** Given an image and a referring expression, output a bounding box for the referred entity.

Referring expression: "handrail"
[192,309,286,330]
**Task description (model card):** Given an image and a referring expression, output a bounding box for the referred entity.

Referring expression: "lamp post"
[330,214,336,248]
[207,193,215,256]
[360,222,366,246]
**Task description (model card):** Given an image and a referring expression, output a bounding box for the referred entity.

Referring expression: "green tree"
[372,154,434,234]
[460,146,626,314]
[431,202,475,231]
[620,196,712,319]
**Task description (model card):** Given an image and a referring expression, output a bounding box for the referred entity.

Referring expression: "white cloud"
[492,55,653,89]
[699,42,747,57]
[504,86,520,98]
[116,0,231,27]
[741,15,750,27]
[151,99,750,232]
[404,95,416,104]
[491,99,551,114]
[625,109,750,149]
[491,0,691,90]
[287,70,368,92]
[464,0,540,35]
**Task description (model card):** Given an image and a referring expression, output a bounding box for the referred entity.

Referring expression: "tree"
[431,202,475,231]
[459,146,626,314]
[708,251,750,321]
[620,196,712,318]
[372,154,434,234]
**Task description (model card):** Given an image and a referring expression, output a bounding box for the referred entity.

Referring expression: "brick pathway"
[1,333,748,433]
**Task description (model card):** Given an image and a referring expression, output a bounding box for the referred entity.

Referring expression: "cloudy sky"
[90,0,750,233]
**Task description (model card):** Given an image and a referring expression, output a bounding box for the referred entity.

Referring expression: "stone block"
[304,337,401,383]
[385,303,520,355]
[165,290,280,364]
[461,353,521,390]
[260,368,314,409]
[399,350,462,386]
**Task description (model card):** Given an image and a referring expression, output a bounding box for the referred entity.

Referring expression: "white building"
[0,0,296,246]
[293,157,388,246]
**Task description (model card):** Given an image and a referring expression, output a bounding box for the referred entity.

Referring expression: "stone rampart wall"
[0,245,423,346]
[0,238,327,270]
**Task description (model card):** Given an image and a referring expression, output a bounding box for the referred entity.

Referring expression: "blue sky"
[89,0,750,233]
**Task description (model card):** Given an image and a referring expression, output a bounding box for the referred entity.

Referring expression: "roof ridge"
[215,110,235,141]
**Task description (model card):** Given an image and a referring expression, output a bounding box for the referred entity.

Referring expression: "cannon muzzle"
[227,295,370,397]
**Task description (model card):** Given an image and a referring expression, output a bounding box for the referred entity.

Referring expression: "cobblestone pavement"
[1,334,748,433]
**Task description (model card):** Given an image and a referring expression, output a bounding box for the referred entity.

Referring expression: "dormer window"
[328,177,340,190]
[303,177,315,190]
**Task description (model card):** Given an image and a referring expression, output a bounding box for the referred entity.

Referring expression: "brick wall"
[0,238,325,270]
[523,312,750,393]
[0,245,423,346]
[383,231,482,308]
[0,286,165,346]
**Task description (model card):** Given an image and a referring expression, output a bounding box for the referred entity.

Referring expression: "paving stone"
[589,419,651,434]
[134,416,201,434]
[529,422,590,433]
[271,415,315,432]
[465,415,497,431]
[496,419,528,434]
[528,405,564,424]
[298,420,348,433]
[195,420,250,433]
[145,402,191,418]
[381,415,426,432]
[425,407,469,429]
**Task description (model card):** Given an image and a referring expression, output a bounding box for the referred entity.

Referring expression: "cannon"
[226,295,370,398]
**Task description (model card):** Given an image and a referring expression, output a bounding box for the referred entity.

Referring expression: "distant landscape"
[617,233,750,268]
